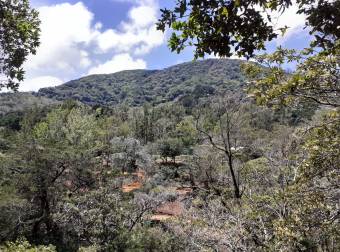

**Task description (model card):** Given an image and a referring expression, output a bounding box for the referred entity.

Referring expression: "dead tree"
[195,95,246,198]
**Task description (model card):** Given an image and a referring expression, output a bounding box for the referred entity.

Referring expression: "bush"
[158,138,184,162]
[107,227,186,252]
[0,239,56,252]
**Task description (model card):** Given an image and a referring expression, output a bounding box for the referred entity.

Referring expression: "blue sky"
[20,0,312,91]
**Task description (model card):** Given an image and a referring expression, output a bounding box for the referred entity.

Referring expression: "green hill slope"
[0,92,57,115]
[36,59,246,106]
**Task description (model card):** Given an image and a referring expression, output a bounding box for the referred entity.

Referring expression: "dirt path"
[121,169,145,193]
[120,168,193,221]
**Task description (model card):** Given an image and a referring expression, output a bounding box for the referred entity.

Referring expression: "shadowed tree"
[157,0,339,58]
[0,0,40,91]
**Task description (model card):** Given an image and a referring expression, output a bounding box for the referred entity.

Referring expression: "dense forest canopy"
[0,84,321,251]
[0,0,339,251]
[36,59,246,107]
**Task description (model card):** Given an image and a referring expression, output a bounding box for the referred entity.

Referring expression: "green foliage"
[0,111,23,130]
[0,0,40,91]
[33,104,101,153]
[158,137,184,161]
[37,59,245,107]
[157,0,283,58]
[175,116,197,148]
[54,186,184,251]
[0,93,335,251]
[243,45,340,108]
[108,227,185,252]
[54,187,126,250]
[0,56,337,251]
[161,1,339,242]
[0,93,57,115]
[0,103,103,247]
[0,238,55,251]
[110,137,150,172]
[233,3,339,248]
[157,0,339,58]
[273,111,340,250]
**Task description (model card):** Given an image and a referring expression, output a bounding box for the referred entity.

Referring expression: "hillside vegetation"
[1,0,339,250]
[0,93,57,115]
[37,59,246,106]
[0,59,337,251]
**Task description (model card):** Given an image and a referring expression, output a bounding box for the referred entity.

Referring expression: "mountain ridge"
[0,59,247,114]
[36,58,246,107]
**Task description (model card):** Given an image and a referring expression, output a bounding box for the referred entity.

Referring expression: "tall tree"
[195,95,248,198]
[0,0,40,91]
[0,104,101,245]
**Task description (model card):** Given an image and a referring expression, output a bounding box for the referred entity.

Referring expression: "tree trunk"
[227,152,241,198]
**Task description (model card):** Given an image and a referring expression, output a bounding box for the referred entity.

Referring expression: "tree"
[157,0,339,58]
[0,238,55,251]
[195,94,248,198]
[158,137,184,163]
[54,188,181,251]
[235,9,339,249]
[110,137,151,173]
[158,0,339,111]
[243,45,340,108]
[132,104,156,144]
[159,1,339,248]
[273,111,340,251]
[0,104,102,246]
[189,144,226,192]
[175,116,197,149]
[0,0,40,91]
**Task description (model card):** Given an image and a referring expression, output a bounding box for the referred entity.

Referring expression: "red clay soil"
[150,214,173,221]
[121,169,146,193]
[150,201,184,221]
[132,169,146,180]
[175,187,193,196]
[122,181,142,193]
[156,201,184,216]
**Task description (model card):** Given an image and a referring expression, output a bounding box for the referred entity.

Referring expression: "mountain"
[36,59,247,107]
[0,59,247,115]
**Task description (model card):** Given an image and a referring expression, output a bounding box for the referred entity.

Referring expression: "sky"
[19,0,312,92]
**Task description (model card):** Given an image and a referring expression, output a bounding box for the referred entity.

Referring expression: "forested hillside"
[0,59,327,251]
[0,59,246,129]
[0,93,57,115]
[36,59,246,106]
[0,0,339,250]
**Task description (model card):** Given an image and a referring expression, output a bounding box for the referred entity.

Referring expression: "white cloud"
[270,2,306,45]
[88,53,146,75]
[126,5,156,28]
[95,0,164,55]
[24,2,95,75]
[20,76,63,92]
[21,0,165,91]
